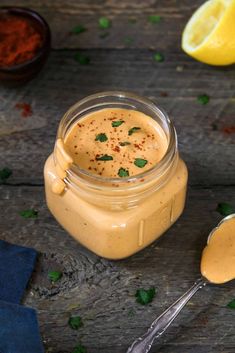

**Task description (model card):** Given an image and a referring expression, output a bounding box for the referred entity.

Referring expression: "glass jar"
[44,92,188,259]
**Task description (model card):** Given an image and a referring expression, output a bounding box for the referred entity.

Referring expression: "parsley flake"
[197,94,210,105]
[71,25,87,34]
[99,17,111,29]
[20,209,38,219]
[135,287,156,305]
[227,299,235,309]
[95,133,108,142]
[154,52,165,62]
[74,53,90,65]
[216,202,235,216]
[96,154,113,161]
[112,120,124,127]
[100,32,109,38]
[124,37,134,45]
[148,15,161,24]
[128,127,141,136]
[128,18,137,24]
[72,344,87,353]
[0,167,12,183]
[119,141,131,146]
[68,316,83,330]
[48,270,63,283]
[134,158,148,168]
[118,167,129,178]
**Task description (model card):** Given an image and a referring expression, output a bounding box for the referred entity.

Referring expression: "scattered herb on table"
[134,158,148,168]
[135,287,156,305]
[71,25,87,34]
[100,32,109,38]
[216,202,235,216]
[197,94,210,105]
[96,154,113,161]
[127,308,135,317]
[227,299,235,309]
[99,17,111,29]
[118,167,129,178]
[128,127,141,136]
[15,102,32,117]
[0,167,12,183]
[112,120,124,127]
[95,133,108,142]
[48,270,63,283]
[68,316,83,330]
[153,52,165,62]
[74,52,90,65]
[124,37,134,45]
[148,15,161,24]
[128,18,137,24]
[119,141,131,146]
[20,209,38,219]
[72,344,87,353]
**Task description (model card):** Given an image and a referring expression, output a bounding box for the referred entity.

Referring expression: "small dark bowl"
[0,7,51,85]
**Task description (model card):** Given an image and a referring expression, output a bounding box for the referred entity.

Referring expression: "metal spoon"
[127,214,235,353]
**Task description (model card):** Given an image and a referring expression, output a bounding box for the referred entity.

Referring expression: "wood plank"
[0,184,235,352]
[1,0,204,49]
[0,50,234,186]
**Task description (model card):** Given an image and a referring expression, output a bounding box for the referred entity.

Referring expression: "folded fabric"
[0,240,37,304]
[0,301,44,353]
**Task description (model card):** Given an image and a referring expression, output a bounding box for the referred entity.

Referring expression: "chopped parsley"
[119,141,131,146]
[128,127,141,136]
[227,299,235,309]
[112,120,124,127]
[48,270,63,283]
[96,154,113,161]
[216,202,235,216]
[72,344,87,353]
[71,25,87,34]
[95,133,108,142]
[148,15,161,24]
[124,37,134,45]
[153,52,165,62]
[197,94,210,105]
[134,158,148,168]
[118,168,129,178]
[74,52,90,65]
[0,167,12,183]
[135,287,156,305]
[68,316,83,330]
[20,209,38,219]
[99,17,111,29]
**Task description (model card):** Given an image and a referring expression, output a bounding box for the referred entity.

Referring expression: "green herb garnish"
[216,202,235,216]
[153,52,165,62]
[197,94,210,105]
[96,154,113,161]
[20,209,38,218]
[128,18,137,24]
[72,344,87,353]
[135,287,156,305]
[128,127,141,136]
[227,299,235,309]
[124,37,134,45]
[119,141,131,146]
[95,133,108,142]
[0,167,12,183]
[74,53,90,65]
[112,120,124,127]
[118,167,129,178]
[100,32,109,38]
[99,17,111,29]
[71,25,87,34]
[48,271,63,283]
[68,316,83,330]
[134,158,148,168]
[148,15,161,24]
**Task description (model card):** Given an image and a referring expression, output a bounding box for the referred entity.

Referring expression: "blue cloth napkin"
[0,240,44,353]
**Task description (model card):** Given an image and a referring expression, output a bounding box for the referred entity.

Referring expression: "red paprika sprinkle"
[15,103,33,117]
[0,14,43,67]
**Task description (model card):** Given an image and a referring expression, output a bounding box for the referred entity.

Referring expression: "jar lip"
[58,91,177,186]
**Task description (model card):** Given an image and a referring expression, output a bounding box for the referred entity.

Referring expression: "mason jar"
[44,92,188,259]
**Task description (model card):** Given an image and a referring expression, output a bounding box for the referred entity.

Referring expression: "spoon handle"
[126,278,207,353]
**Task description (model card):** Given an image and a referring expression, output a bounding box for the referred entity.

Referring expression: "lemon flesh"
[182,0,235,66]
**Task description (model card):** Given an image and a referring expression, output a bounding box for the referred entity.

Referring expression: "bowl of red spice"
[0,7,51,85]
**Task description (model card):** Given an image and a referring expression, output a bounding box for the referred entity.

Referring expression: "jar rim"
[57,91,177,186]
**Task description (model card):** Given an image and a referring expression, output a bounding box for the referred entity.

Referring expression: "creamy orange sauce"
[201,217,235,284]
[64,108,168,178]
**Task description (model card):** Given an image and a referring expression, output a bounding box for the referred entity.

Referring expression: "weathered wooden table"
[1,1,235,352]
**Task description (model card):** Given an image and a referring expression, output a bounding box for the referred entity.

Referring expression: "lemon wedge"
[182,0,235,65]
